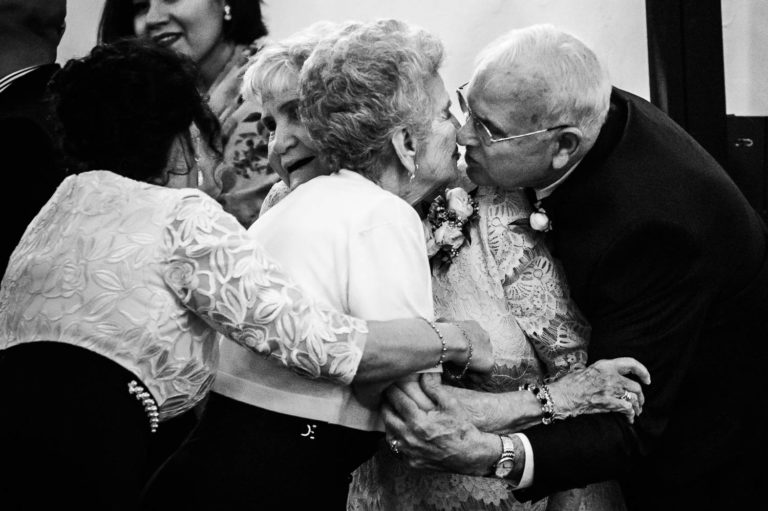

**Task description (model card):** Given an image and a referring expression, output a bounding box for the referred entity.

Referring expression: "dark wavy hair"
[48,38,221,182]
[98,0,268,46]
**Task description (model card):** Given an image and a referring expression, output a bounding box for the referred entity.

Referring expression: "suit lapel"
[0,64,60,112]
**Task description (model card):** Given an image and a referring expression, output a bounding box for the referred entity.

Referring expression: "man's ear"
[551,127,583,170]
[392,127,417,174]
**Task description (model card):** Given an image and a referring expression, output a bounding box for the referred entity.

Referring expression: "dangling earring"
[223,4,232,21]
[410,162,419,182]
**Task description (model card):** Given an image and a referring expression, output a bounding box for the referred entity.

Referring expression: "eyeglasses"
[456,82,569,145]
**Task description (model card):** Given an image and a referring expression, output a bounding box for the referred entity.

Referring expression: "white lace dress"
[348,187,622,511]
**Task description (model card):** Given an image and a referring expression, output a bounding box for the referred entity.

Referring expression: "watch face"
[495,458,514,478]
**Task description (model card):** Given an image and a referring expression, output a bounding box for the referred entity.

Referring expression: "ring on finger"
[620,390,634,402]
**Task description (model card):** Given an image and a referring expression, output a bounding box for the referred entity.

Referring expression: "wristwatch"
[493,434,516,479]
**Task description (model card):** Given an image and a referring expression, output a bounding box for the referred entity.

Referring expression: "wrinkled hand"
[383,373,498,476]
[548,357,651,424]
[449,320,494,375]
[441,386,513,433]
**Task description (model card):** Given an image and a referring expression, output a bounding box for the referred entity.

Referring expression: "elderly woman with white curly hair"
[294,19,646,511]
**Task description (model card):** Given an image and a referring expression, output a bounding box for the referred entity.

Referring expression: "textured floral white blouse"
[0,171,366,420]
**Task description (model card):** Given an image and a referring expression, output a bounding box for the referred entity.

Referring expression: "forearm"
[446,386,545,433]
[355,319,469,383]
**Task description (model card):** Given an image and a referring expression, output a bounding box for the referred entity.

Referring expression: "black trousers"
[0,342,154,510]
[141,392,383,510]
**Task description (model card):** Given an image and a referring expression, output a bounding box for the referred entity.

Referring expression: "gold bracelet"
[423,318,447,367]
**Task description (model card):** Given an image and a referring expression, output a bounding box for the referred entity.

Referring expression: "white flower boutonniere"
[426,187,479,272]
[529,208,552,232]
[511,200,552,232]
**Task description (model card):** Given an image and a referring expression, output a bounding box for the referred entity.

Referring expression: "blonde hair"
[241,21,358,102]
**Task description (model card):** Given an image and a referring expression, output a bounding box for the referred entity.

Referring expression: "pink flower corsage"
[426,187,479,271]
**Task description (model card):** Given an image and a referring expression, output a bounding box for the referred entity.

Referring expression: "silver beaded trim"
[128,380,159,433]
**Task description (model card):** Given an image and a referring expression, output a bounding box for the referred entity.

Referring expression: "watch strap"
[493,434,516,478]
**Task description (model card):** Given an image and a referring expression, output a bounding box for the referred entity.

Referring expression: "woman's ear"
[391,127,417,175]
[551,127,583,171]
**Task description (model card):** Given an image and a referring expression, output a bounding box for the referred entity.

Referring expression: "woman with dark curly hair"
[99,0,278,227]
[0,39,494,510]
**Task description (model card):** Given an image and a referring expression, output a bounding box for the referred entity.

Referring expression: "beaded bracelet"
[446,325,473,381]
[519,382,556,425]
[424,319,447,367]
[539,384,556,425]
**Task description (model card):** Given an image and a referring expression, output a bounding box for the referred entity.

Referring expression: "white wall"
[722,0,768,115]
[58,0,650,99]
[58,0,766,115]
[260,0,650,101]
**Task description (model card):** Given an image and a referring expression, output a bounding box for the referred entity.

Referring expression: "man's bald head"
[0,0,67,72]
[471,24,611,145]
[0,0,67,46]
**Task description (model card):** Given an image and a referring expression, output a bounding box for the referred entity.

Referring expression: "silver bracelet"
[424,318,447,367]
[446,325,473,380]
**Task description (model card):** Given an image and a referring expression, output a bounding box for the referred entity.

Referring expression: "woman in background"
[99,0,277,227]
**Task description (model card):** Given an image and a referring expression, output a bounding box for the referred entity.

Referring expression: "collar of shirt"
[534,158,583,202]
[0,65,43,94]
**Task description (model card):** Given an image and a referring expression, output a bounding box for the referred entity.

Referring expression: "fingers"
[382,401,444,470]
[617,376,643,397]
[396,376,437,412]
[382,402,415,461]
[386,384,427,422]
[419,373,455,409]
[609,357,651,385]
[382,402,406,439]
[606,395,637,424]
[617,390,642,419]
[634,388,645,408]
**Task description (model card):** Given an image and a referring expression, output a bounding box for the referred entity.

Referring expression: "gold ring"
[389,439,401,456]
[621,390,633,402]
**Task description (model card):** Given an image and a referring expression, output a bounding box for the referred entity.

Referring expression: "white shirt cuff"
[511,433,534,489]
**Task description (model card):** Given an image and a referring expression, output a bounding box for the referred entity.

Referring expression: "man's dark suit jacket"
[0,63,65,273]
[517,89,768,510]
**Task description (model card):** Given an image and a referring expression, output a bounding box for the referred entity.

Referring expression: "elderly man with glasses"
[383,24,768,511]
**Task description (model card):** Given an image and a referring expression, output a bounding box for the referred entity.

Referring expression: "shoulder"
[168,187,230,215]
[318,172,424,233]
[362,185,423,232]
